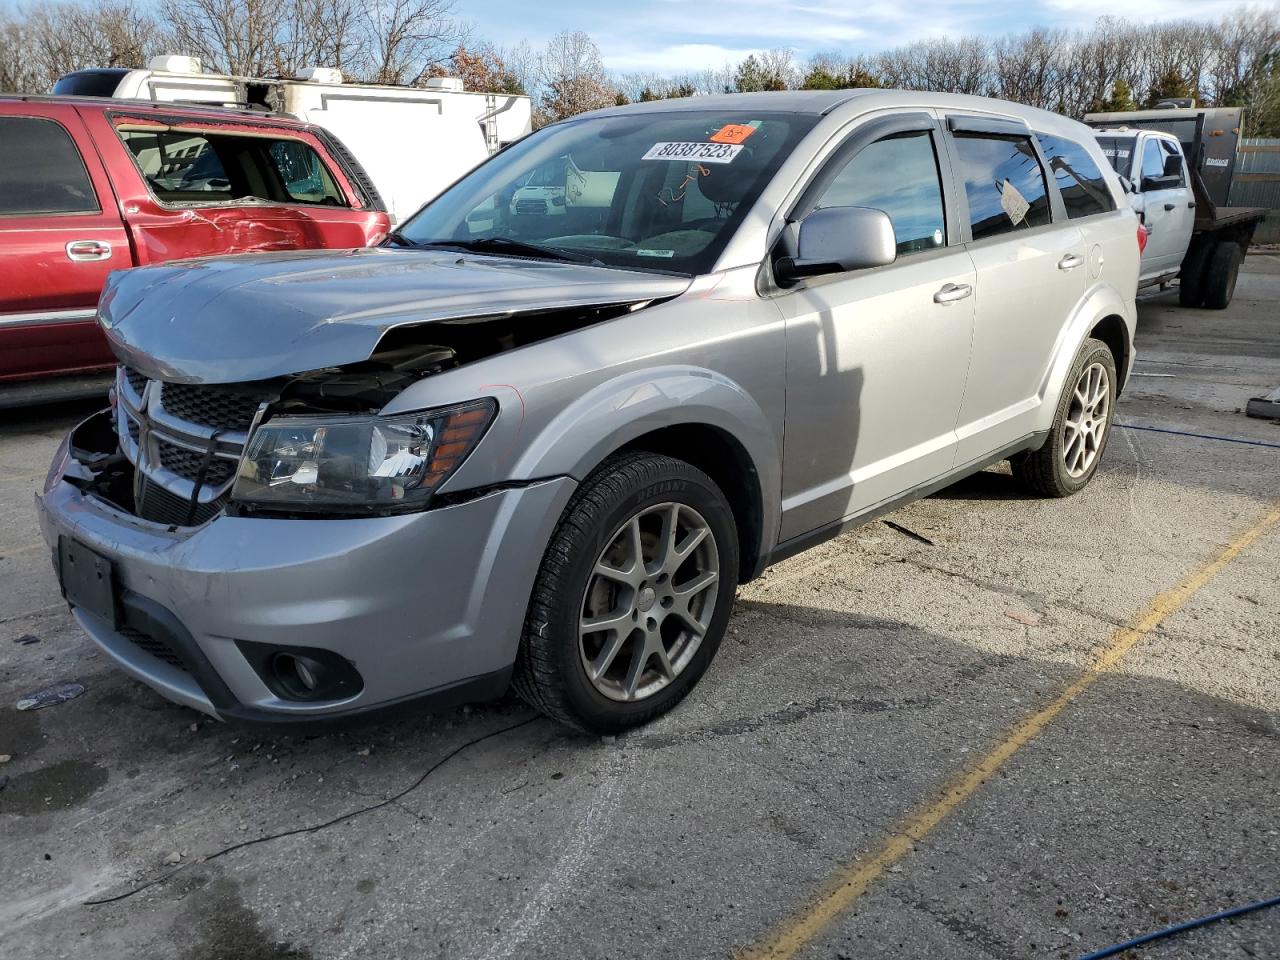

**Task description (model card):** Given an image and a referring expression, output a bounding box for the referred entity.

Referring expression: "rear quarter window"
[0,116,99,216]
[1035,133,1117,220]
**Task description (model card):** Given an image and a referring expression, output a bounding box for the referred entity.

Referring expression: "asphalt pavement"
[1,258,1278,960]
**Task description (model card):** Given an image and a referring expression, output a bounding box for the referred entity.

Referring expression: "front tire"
[1012,338,1117,498]
[513,451,739,732]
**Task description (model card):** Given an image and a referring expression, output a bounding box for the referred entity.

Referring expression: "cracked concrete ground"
[1,257,1278,960]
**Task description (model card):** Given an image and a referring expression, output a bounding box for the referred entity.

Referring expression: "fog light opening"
[239,640,365,703]
[271,653,328,699]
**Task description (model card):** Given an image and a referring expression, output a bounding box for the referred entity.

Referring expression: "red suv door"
[0,103,129,381]
[80,109,388,264]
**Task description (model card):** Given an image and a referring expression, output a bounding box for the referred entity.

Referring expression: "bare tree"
[538,30,615,124]
[161,0,288,76]
[362,0,463,85]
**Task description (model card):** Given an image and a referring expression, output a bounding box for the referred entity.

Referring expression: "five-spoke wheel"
[514,452,738,732]
[579,502,720,702]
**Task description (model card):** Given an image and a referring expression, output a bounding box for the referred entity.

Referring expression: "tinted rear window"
[0,117,99,216]
[952,133,1051,241]
[1036,133,1116,220]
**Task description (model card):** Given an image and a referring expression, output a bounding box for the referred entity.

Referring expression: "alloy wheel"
[578,502,720,702]
[1063,361,1110,479]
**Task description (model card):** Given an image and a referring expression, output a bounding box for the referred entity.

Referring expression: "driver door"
[1137,136,1191,277]
[774,115,976,543]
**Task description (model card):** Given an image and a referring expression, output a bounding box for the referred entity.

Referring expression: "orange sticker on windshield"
[709,124,757,145]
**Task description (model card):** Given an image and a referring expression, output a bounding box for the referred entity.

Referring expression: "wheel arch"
[616,423,766,584]
[1088,313,1131,394]
[1038,284,1135,434]
[510,365,782,583]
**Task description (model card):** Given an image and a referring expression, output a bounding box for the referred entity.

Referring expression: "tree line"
[2,1,1278,133]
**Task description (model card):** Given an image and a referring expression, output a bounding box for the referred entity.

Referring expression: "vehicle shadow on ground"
[3,594,1278,960]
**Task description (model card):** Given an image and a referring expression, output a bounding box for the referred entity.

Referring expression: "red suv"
[0,96,390,405]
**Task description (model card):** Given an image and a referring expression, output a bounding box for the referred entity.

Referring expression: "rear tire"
[1177,240,1211,308]
[1012,338,1116,498]
[1201,241,1242,310]
[513,451,739,733]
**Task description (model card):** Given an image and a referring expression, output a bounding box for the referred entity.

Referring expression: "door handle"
[933,282,972,304]
[1187,201,1196,209]
[65,240,112,262]
[1163,202,1176,211]
[1057,254,1085,271]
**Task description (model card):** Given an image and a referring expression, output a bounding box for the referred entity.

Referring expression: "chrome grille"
[114,366,263,528]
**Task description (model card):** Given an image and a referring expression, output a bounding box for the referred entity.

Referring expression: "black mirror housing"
[1140,174,1182,192]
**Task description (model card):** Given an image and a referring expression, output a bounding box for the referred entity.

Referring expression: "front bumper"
[37,432,576,723]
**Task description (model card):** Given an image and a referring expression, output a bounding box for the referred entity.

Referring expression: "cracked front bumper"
[37,434,575,723]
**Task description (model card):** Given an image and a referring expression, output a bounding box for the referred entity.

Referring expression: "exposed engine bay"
[65,301,645,528]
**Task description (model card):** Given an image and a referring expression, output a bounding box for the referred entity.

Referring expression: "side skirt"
[765,432,1048,568]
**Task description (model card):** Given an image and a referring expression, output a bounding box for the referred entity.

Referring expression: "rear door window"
[813,131,947,255]
[118,127,346,207]
[952,133,1051,241]
[1035,133,1116,220]
[0,116,99,215]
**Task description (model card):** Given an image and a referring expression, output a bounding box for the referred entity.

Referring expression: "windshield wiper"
[419,237,604,266]
[384,229,419,248]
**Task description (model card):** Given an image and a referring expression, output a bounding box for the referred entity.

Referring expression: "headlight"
[231,398,495,512]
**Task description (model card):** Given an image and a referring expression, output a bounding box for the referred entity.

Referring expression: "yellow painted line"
[737,503,1280,960]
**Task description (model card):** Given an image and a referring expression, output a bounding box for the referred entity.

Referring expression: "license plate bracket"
[58,536,119,628]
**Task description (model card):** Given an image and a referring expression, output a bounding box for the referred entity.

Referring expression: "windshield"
[1096,136,1136,179]
[396,110,818,275]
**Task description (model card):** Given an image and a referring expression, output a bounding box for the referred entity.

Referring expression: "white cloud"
[603,42,768,74]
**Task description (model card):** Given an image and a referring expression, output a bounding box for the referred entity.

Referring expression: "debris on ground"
[0,754,11,763]
[882,520,936,546]
[13,634,41,645]
[163,851,182,865]
[1004,609,1043,627]
[15,681,85,711]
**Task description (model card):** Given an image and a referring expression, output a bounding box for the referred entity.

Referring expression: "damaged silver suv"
[39,91,1139,732]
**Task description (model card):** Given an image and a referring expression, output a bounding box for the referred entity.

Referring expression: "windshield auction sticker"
[643,142,743,163]
[709,124,757,145]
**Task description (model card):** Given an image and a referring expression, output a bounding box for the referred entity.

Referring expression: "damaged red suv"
[0,96,389,406]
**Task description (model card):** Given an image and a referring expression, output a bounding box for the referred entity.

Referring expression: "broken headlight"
[231,399,495,512]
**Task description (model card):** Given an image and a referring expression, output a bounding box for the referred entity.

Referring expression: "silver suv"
[39,91,1139,732]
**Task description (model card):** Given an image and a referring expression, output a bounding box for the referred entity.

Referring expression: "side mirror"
[1140,174,1181,192]
[1162,154,1182,178]
[776,206,896,285]
[1117,175,1136,195]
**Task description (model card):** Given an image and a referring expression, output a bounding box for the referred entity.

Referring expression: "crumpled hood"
[99,247,693,383]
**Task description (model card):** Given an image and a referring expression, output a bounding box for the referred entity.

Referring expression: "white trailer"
[55,56,533,225]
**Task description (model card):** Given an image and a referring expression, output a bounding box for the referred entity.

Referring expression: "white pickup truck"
[1086,106,1266,309]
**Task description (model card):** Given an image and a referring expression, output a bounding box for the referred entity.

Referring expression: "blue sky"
[464,0,1258,73]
